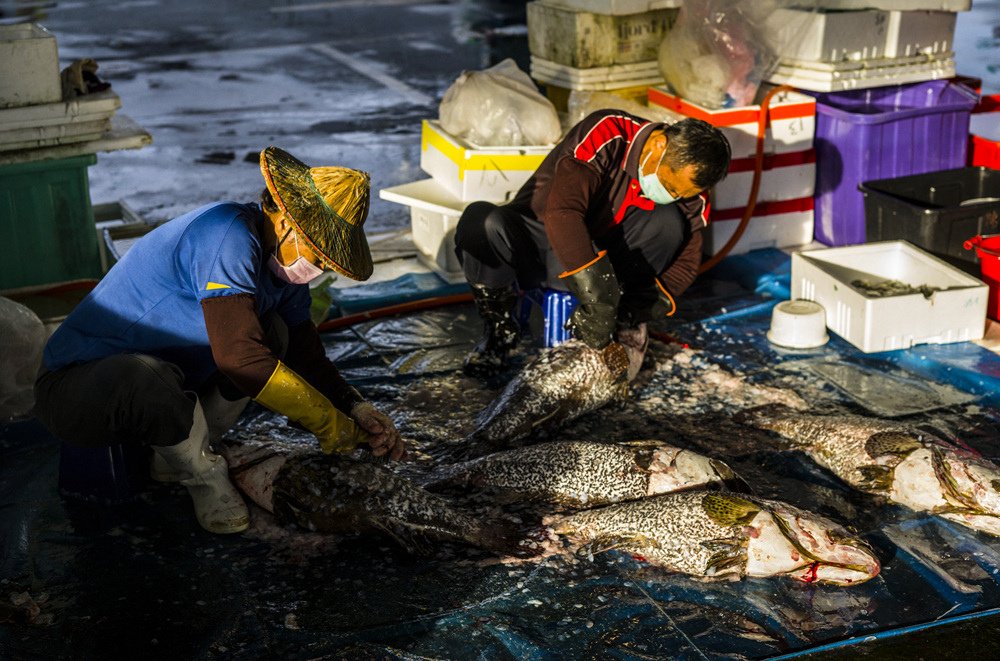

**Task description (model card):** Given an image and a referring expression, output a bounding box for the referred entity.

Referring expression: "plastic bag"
[658,0,780,109]
[566,91,682,128]
[439,59,562,146]
[0,296,46,420]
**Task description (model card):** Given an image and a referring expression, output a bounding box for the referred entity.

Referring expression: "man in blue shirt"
[34,147,406,534]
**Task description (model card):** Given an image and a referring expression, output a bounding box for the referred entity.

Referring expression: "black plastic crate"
[860,166,1000,269]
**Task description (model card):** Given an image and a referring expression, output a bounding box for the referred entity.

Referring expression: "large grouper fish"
[424,439,746,510]
[546,490,880,585]
[218,438,532,556]
[457,333,647,458]
[735,404,1000,536]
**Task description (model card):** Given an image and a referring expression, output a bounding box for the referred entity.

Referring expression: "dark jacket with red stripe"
[507,109,709,298]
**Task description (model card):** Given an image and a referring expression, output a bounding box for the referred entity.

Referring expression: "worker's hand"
[350,402,406,461]
[617,277,676,328]
[561,252,622,350]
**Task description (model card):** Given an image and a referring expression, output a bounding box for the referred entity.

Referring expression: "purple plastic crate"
[812,80,978,246]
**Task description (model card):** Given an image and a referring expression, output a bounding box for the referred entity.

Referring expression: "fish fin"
[371,518,436,556]
[709,459,754,495]
[702,540,745,575]
[701,493,761,527]
[857,465,894,493]
[577,532,660,557]
[865,432,922,459]
[929,446,980,512]
[993,479,1000,493]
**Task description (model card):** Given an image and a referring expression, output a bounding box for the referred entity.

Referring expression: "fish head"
[614,323,648,382]
[932,449,1000,536]
[744,501,880,586]
[646,447,730,495]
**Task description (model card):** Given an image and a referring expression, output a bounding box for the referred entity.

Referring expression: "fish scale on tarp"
[3,250,1000,659]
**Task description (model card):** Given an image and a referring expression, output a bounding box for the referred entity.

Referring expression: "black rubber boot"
[464,284,520,377]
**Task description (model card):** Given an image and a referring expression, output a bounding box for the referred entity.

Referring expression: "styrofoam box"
[791,240,988,352]
[647,87,816,160]
[775,0,969,10]
[765,9,889,62]
[526,1,679,69]
[0,23,61,109]
[420,120,551,203]
[544,0,681,16]
[712,149,816,210]
[531,56,664,91]
[706,197,814,256]
[379,178,470,283]
[767,52,955,92]
[884,10,956,57]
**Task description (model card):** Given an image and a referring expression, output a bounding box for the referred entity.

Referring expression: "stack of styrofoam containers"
[765,1,967,92]
[526,0,681,114]
[646,87,818,255]
[0,23,121,153]
[378,120,553,282]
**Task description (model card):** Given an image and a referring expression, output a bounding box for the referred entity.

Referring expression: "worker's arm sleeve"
[542,156,605,273]
[658,229,703,299]
[201,293,278,397]
[283,320,366,414]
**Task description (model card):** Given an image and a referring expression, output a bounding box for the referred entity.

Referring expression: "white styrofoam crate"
[706,197,814,256]
[0,118,110,153]
[531,56,664,90]
[379,178,471,282]
[420,120,551,203]
[0,23,61,109]
[0,89,120,130]
[647,86,816,160]
[776,0,969,9]
[791,240,988,352]
[712,149,816,210]
[545,0,681,16]
[765,8,889,62]
[767,52,955,92]
[527,1,679,68]
[884,10,956,57]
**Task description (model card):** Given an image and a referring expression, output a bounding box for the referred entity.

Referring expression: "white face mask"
[638,150,677,205]
[267,228,324,285]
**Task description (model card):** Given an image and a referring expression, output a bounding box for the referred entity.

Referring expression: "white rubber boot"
[150,388,249,482]
[152,399,250,534]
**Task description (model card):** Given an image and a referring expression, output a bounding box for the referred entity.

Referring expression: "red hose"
[316,292,473,333]
[698,84,796,274]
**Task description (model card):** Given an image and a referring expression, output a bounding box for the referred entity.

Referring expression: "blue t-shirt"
[44,201,312,388]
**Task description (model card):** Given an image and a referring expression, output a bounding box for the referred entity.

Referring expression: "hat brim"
[260,147,373,281]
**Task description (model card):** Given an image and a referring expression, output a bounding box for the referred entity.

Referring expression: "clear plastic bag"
[0,296,46,420]
[658,0,780,109]
[439,59,562,146]
[566,91,682,128]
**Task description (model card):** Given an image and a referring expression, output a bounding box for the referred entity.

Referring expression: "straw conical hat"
[259,146,373,281]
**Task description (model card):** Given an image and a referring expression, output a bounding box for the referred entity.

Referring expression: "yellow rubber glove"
[254,361,368,454]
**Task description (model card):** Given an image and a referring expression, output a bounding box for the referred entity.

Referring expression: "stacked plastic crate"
[759,0,977,247]
[378,120,552,283]
[0,23,121,290]
[646,86,819,255]
[526,0,681,116]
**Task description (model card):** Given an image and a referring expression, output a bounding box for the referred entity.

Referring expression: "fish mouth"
[791,559,880,585]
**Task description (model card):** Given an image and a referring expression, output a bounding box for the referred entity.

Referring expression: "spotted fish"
[219,438,529,556]
[547,491,880,585]
[425,439,745,509]
[735,404,1000,536]
[458,337,646,457]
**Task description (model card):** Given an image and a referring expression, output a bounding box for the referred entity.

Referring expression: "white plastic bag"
[439,59,561,146]
[659,0,780,109]
[0,296,46,420]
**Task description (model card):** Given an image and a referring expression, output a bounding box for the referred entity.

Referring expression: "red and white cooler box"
[647,86,817,255]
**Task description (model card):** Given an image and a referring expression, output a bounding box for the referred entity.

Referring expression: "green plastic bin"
[0,154,102,290]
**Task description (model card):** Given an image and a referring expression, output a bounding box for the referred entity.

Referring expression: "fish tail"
[474,518,544,558]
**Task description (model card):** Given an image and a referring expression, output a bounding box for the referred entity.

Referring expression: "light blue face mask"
[638,150,677,205]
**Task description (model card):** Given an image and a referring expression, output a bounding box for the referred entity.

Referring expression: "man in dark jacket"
[454,109,731,376]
